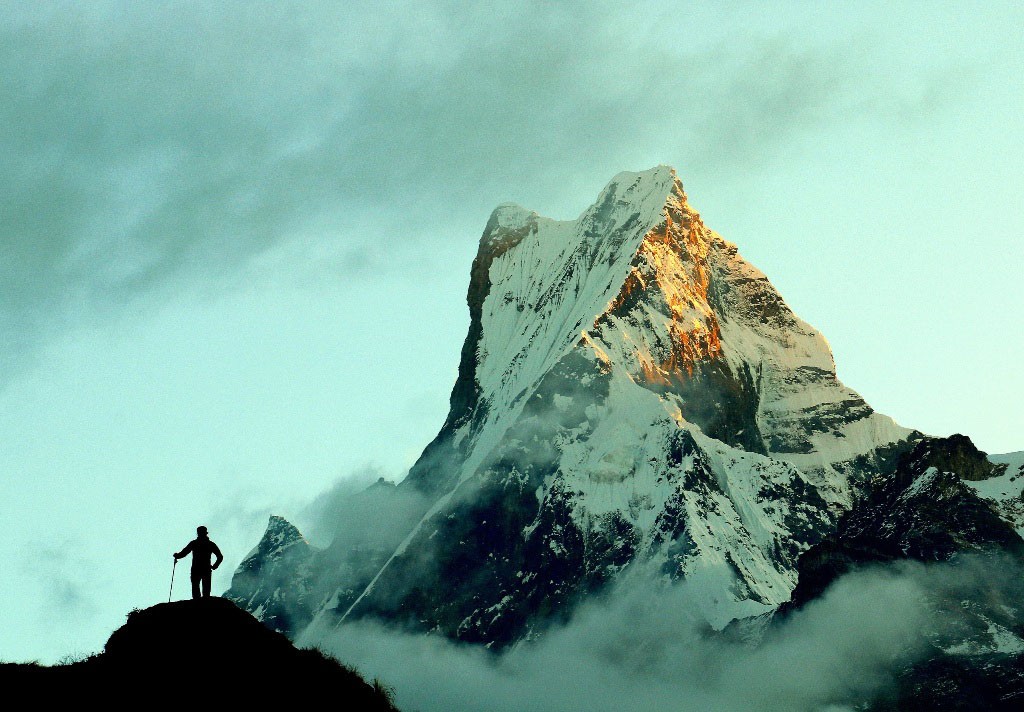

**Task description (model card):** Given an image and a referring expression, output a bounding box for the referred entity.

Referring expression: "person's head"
[197,525,208,538]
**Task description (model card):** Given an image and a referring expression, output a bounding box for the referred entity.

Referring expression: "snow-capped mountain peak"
[239,166,915,645]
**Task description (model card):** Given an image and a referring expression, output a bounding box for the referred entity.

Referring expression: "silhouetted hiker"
[174,526,224,600]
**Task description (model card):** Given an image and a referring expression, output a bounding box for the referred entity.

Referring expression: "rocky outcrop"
[782,435,1023,615]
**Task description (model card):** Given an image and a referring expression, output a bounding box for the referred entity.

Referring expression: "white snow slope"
[973,452,1024,537]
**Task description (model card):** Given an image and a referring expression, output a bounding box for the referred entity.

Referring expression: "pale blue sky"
[1,1,1021,662]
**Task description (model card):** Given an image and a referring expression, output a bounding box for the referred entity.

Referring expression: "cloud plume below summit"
[314,557,1019,712]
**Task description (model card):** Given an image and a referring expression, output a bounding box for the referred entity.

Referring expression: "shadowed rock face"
[783,435,1023,615]
[872,655,1024,712]
[0,598,400,709]
[905,434,1003,483]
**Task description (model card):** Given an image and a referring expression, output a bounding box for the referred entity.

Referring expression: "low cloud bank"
[311,558,1017,712]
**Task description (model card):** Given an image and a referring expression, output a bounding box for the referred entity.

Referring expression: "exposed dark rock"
[782,435,1023,615]
[904,433,1002,483]
[871,654,1024,711]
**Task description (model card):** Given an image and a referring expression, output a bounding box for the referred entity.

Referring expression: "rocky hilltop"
[0,598,400,709]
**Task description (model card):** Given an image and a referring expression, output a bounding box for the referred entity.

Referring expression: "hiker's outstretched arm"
[174,541,194,559]
[211,542,223,570]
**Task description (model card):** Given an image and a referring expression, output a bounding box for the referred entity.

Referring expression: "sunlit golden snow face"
[602,182,723,386]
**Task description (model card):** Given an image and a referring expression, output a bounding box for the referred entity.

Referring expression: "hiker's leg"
[201,570,211,598]
[191,572,201,600]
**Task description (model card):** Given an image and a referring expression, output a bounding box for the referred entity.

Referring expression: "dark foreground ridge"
[0,597,399,709]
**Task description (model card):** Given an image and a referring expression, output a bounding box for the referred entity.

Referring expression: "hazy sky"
[2,1,1021,662]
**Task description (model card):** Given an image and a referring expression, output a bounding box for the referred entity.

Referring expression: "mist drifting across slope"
[306,553,1017,712]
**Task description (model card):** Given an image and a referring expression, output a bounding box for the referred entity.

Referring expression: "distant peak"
[487,202,536,230]
[267,514,297,529]
[261,515,307,547]
[479,203,540,258]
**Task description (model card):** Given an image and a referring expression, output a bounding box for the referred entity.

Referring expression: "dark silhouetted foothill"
[0,598,400,709]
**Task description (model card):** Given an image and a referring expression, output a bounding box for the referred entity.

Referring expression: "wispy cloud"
[21,543,101,619]
[0,1,974,383]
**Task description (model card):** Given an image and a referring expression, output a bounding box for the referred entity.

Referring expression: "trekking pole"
[168,558,177,603]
